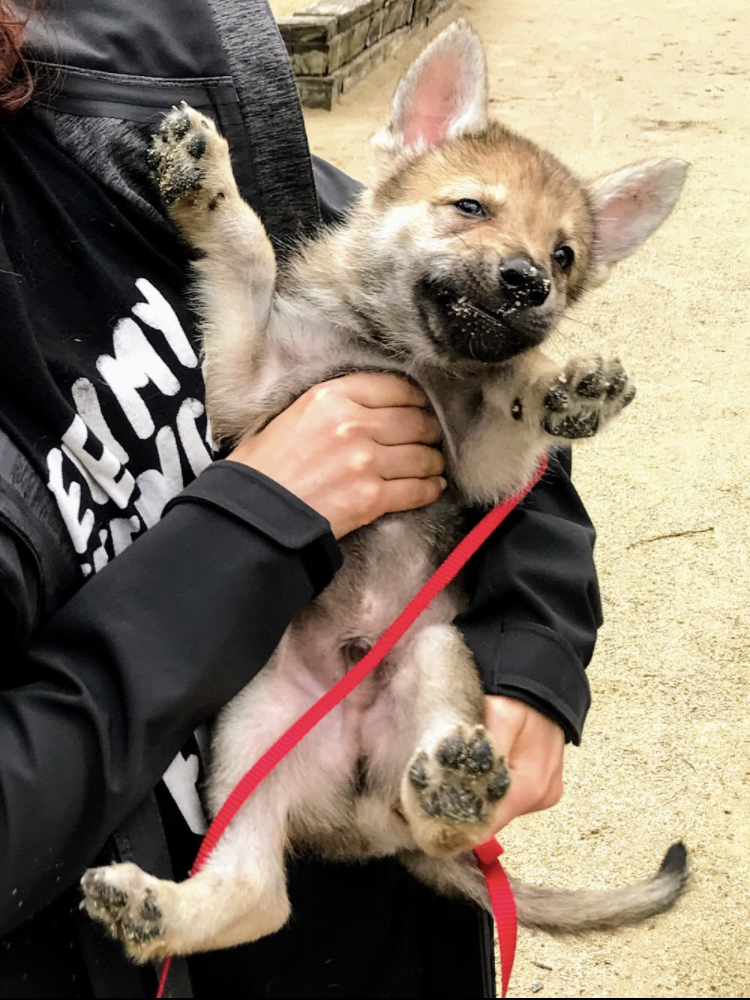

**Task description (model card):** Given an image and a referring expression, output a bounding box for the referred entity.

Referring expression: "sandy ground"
[272,1,749,995]
[272,0,313,16]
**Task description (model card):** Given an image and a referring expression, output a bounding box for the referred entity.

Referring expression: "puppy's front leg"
[510,348,637,441]
[150,105,278,442]
[400,624,510,858]
[452,348,636,501]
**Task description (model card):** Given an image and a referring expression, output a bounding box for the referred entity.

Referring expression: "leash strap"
[474,839,518,998]
[157,454,548,998]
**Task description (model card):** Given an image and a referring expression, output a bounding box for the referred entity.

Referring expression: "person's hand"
[228,373,445,538]
[485,695,565,832]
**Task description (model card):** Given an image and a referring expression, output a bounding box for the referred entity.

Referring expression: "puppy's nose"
[499,258,550,306]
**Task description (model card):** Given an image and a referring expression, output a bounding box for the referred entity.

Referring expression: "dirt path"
[274,1,750,995]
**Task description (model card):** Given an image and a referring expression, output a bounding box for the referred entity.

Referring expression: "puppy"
[82,21,688,961]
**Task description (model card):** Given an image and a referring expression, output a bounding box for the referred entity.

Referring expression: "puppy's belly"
[208,513,464,852]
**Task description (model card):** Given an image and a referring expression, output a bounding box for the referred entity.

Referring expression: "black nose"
[499,258,550,306]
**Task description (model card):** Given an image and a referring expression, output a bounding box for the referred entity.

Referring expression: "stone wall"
[278,0,453,109]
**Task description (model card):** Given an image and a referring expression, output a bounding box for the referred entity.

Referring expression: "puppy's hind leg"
[400,624,510,858]
[150,105,278,442]
[81,803,290,963]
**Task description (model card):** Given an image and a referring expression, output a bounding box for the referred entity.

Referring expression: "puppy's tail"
[510,841,688,932]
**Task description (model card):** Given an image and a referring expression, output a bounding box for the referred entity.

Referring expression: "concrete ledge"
[278,0,454,109]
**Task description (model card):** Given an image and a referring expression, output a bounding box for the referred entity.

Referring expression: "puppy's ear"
[373,20,487,159]
[589,159,687,282]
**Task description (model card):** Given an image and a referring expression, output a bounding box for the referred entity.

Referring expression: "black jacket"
[0,1,601,996]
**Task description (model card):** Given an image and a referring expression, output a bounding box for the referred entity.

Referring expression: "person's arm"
[456,448,602,829]
[0,461,339,935]
[312,156,364,226]
[0,373,443,934]
[458,448,601,745]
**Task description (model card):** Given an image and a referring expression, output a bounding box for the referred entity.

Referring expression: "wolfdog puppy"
[82,21,688,961]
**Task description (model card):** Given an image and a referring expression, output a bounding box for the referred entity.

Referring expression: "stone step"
[277,0,454,109]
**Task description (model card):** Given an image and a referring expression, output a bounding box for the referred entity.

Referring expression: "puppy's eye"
[553,245,575,271]
[453,199,488,219]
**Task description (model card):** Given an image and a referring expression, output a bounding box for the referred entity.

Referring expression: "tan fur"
[372,126,595,296]
[82,21,688,963]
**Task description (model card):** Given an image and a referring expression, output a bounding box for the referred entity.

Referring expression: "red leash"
[475,839,518,999]
[157,456,547,998]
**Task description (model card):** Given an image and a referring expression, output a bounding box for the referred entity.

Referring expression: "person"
[0,1,601,996]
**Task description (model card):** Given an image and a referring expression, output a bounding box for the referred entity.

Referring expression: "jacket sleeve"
[313,158,603,745]
[455,449,602,744]
[312,155,365,225]
[0,460,341,934]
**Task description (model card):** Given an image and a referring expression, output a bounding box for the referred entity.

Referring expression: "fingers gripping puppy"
[82,22,687,963]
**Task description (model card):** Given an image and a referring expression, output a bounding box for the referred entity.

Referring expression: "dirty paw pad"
[81,865,167,960]
[541,356,636,438]
[149,103,218,205]
[409,725,510,824]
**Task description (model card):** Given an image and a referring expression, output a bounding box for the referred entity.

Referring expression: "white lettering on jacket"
[162,752,208,836]
[45,279,212,574]
[98,317,180,440]
[132,278,199,370]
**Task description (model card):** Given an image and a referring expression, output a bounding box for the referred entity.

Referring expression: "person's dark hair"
[0,0,34,117]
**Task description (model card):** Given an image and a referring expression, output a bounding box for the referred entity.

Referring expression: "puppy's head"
[366,21,687,365]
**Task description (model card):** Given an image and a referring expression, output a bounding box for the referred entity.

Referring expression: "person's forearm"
[458,449,601,743]
[0,462,340,932]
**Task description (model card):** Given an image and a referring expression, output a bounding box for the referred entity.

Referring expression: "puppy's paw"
[148,103,239,243]
[81,864,169,963]
[404,724,509,854]
[538,356,636,438]
[148,104,216,203]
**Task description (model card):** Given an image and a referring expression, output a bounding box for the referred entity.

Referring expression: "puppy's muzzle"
[499,258,551,307]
